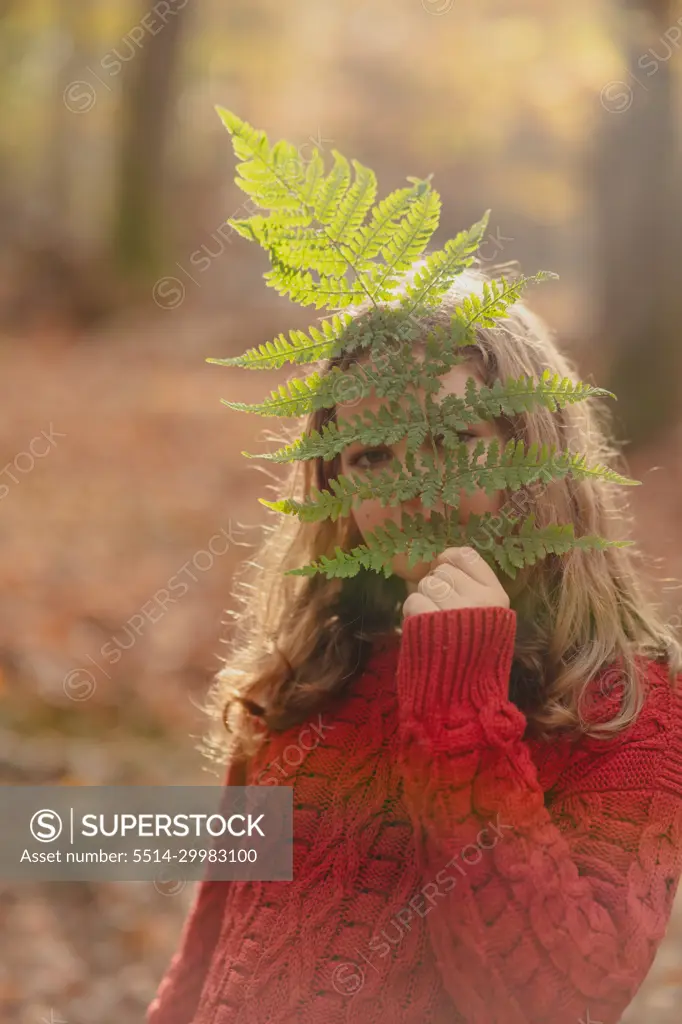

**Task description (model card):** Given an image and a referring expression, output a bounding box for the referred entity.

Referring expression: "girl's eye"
[349,447,390,470]
[436,432,476,445]
[349,433,476,470]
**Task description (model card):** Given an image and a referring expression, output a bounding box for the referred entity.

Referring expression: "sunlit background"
[2,0,682,1020]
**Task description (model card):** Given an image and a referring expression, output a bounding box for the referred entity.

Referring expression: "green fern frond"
[399,210,491,313]
[326,160,378,240]
[439,439,639,506]
[206,314,354,371]
[346,181,431,262]
[285,510,450,579]
[221,372,328,417]
[228,215,349,276]
[221,340,429,417]
[257,438,638,526]
[240,397,428,462]
[263,260,371,310]
[217,108,440,311]
[487,513,634,579]
[448,272,558,347]
[259,460,421,522]
[366,188,442,297]
[312,150,353,224]
[437,371,616,423]
[213,107,641,582]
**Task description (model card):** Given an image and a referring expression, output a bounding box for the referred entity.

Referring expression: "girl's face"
[337,357,507,587]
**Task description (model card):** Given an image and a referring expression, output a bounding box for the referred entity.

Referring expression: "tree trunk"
[591,0,682,447]
[111,1,190,287]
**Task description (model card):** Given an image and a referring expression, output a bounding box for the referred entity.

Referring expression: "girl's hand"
[402,546,510,619]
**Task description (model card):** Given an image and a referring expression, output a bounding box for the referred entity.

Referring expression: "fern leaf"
[214,109,641,581]
[346,181,430,262]
[366,188,442,297]
[259,460,422,523]
[285,510,450,579]
[448,272,558,348]
[326,159,378,240]
[400,210,491,313]
[206,315,354,371]
[263,259,369,310]
[220,373,327,417]
[437,439,640,506]
[427,373,615,428]
[240,399,423,462]
[486,513,634,580]
[312,150,352,224]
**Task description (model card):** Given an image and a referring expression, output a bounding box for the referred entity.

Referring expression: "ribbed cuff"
[397,606,517,721]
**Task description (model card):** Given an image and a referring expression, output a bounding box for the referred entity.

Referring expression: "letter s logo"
[30,809,63,842]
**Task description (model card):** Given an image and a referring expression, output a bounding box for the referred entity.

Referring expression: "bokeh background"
[2,0,682,1020]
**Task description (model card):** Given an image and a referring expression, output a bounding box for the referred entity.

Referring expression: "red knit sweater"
[147,606,682,1023]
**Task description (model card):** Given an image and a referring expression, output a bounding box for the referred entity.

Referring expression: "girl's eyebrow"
[345,423,481,450]
[345,440,391,454]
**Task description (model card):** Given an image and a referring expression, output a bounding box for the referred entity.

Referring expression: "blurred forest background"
[2,0,682,1021]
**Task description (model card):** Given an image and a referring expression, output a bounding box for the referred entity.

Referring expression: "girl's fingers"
[402,591,440,618]
[435,546,499,588]
[418,564,466,603]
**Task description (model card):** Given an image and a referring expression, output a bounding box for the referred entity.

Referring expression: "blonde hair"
[200,261,682,770]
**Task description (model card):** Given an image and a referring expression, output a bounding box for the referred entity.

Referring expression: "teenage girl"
[148,265,682,1024]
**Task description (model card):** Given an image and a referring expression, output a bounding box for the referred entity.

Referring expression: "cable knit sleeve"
[146,757,247,1024]
[395,605,682,1024]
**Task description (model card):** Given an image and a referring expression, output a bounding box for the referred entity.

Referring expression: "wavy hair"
[200,261,682,771]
